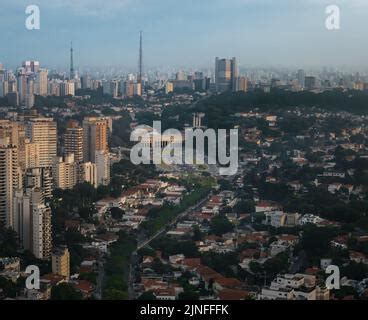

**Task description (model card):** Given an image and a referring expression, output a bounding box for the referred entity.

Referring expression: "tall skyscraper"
[81,75,91,89]
[13,189,32,250]
[0,137,21,227]
[26,118,57,168]
[25,77,35,108]
[17,68,27,105]
[297,69,306,88]
[83,117,109,163]
[215,57,238,92]
[36,69,48,96]
[64,120,84,163]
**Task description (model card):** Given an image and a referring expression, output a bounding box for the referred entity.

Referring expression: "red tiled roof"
[180,258,201,269]
[278,234,299,242]
[218,289,250,300]
[214,277,242,288]
[41,273,66,286]
[74,280,94,294]
[195,266,222,282]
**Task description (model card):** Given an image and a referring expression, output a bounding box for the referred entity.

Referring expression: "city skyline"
[1,0,368,69]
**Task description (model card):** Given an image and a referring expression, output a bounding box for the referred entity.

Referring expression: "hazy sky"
[1,0,368,70]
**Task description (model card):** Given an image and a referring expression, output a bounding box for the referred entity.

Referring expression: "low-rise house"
[328,183,342,194]
[277,234,299,246]
[41,273,66,287]
[193,266,223,290]
[177,258,201,271]
[0,257,21,282]
[349,251,368,265]
[73,280,95,298]
[270,240,291,256]
[259,273,318,300]
[169,254,185,265]
[299,214,323,225]
[255,201,282,213]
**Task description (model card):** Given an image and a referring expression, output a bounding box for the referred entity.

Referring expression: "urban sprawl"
[1,52,368,301]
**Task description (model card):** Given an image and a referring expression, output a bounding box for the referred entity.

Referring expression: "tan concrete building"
[53,154,78,190]
[83,117,109,163]
[64,120,84,163]
[26,118,57,168]
[52,247,70,279]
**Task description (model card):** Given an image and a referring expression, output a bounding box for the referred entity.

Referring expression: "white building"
[79,162,97,188]
[95,150,110,186]
[299,214,323,225]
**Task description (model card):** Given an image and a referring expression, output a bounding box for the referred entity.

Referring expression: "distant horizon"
[3,60,368,76]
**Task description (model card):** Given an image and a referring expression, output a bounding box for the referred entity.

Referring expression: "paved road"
[137,194,211,251]
[94,257,105,299]
[128,192,212,299]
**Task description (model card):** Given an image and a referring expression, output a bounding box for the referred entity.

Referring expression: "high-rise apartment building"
[81,75,91,89]
[25,167,53,199]
[83,117,109,163]
[13,173,52,259]
[26,118,57,168]
[304,76,317,90]
[64,120,84,163]
[16,68,27,105]
[0,121,27,169]
[36,69,48,96]
[297,69,306,88]
[22,61,40,74]
[215,57,238,92]
[95,150,110,186]
[24,139,40,169]
[32,201,52,260]
[0,138,21,227]
[60,80,75,96]
[25,77,35,108]
[234,77,248,92]
[0,120,21,146]
[79,162,97,188]
[53,154,78,190]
